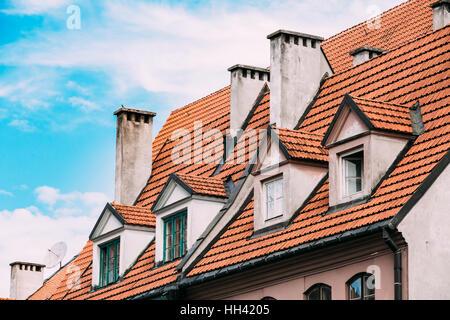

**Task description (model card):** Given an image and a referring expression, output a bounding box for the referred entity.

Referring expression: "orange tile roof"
[111,203,155,227]
[350,95,413,134]
[187,26,450,278]
[52,242,180,300]
[274,127,328,162]
[322,0,434,73]
[31,3,449,300]
[176,173,228,198]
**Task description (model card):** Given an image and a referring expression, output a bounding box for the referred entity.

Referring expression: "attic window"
[342,149,364,196]
[242,69,247,78]
[303,38,307,47]
[265,177,283,220]
[144,115,150,123]
[259,72,264,81]
[164,211,187,262]
[99,238,120,287]
[311,39,316,48]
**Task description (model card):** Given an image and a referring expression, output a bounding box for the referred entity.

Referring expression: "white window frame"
[340,147,364,199]
[264,175,284,220]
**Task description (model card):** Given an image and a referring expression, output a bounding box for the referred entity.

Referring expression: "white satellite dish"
[44,241,67,269]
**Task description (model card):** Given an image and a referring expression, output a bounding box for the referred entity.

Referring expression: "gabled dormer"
[89,202,155,289]
[251,126,328,235]
[323,94,418,207]
[152,173,228,264]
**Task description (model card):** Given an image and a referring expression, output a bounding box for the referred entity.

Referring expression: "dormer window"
[342,149,364,196]
[152,173,228,264]
[322,95,415,208]
[164,211,187,262]
[99,238,120,287]
[89,203,155,289]
[265,177,283,220]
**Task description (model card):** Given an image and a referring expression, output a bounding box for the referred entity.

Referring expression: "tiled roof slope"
[176,174,228,198]
[274,127,328,162]
[152,86,230,162]
[28,261,72,300]
[322,0,434,73]
[111,203,155,227]
[31,4,447,300]
[54,242,180,300]
[349,96,413,134]
[187,26,450,278]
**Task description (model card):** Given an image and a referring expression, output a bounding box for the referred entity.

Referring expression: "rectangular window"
[164,211,187,262]
[99,238,120,287]
[265,178,283,220]
[343,150,364,196]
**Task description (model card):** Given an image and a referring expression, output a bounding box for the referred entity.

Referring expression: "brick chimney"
[267,30,333,129]
[228,64,270,135]
[9,262,45,300]
[350,46,385,66]
[114,107,156,205]
[431,0,450,31]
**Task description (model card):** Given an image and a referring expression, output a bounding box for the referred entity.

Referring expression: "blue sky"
[0,0,403,297]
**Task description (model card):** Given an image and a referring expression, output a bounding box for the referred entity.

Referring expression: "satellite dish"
[44,241,67,269]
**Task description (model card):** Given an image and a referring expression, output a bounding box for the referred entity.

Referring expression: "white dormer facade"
[252,130,328,235]
[323,95,412,207]
[89,203,155,288]
[152,175,227,264]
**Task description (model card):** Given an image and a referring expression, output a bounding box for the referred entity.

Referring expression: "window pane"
[266,179,283,219]
[349,278,362,300]
[322,286,332,300]
[364,274,376,300]
[308,287,321,300]
[267,182,274,202]
[343,151,363,195]
[164,212,187,262]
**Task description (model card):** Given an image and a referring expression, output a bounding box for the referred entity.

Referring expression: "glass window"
[305,284,332,300]
[343,150,363,196]
[266,178,283,219]
[99,238,120,287]
[164,211,187,262]
[348,273,375,300]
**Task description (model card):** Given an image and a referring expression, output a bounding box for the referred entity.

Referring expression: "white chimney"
[9,262,45,300]
[267,30,333,129]
[431,0,450,31]
[350,46,385,66]
[114,107,156,205]
[228,64,270,135]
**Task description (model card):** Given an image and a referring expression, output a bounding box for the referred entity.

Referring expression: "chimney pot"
[350,46,385,66]
[228,64,270,135]
[114,107,156,205]
[9,261,45,300]
[431,0,450,31]
[268,29,332,129]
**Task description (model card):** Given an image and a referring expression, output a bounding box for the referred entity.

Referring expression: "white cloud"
[0,185,110,298]
[0,0,405,104]
[0,206,96,298]
[0,190,14,197]
[69,96,101,112]
[8,119,36,132]
[2,0,71,15]
[35,186,109,216]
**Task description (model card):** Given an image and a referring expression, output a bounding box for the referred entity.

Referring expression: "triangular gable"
[322,94,373,146]
[252,126,288,174]
[151,175,193,212]
[89,203,125,240]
